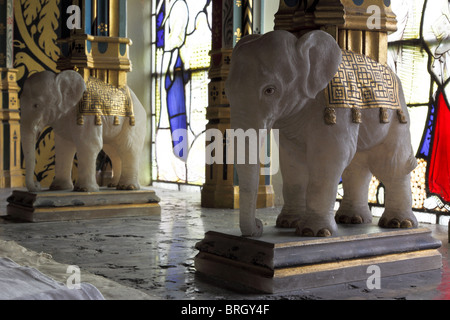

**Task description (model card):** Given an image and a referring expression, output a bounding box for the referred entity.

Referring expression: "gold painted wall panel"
[13,0,62,187]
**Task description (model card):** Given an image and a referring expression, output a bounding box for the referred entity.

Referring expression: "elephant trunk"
[236,163,261,236]
[21,124,39,192]
[231,117,269,237]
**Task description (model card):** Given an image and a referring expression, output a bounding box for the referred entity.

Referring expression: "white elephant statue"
[20,70,146,193]
[225,30,418,237]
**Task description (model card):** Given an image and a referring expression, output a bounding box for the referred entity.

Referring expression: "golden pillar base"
[201,184,274,210]
[201,184,239,209]
[256,184,275,209]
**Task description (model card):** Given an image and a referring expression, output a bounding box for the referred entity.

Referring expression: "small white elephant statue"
[20,70,146,193]
[225,30,418,237]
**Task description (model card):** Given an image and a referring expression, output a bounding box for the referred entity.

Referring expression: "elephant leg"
[369,144,418,229]
[117,152,140,190]
[335,152,373,224]
[74,143,102,192]
[50,133,76,191]
[115,141,141,190]
[295,138,354,237]
[102,144,122,188]
[377,173,418,228]
[276,135,307,228]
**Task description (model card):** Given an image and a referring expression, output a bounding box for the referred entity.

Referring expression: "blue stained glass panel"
[156,2,165,48]
[151,0,212,185]
[418,103,435,158]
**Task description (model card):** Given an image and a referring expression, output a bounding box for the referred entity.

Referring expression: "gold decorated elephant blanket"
[77,76,135,126]
[324,50,406,125]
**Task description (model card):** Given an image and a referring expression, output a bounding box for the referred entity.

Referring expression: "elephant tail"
[369,144,417,180]
[405,146,418,175]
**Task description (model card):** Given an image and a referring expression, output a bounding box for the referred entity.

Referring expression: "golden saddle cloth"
[324,50,406,125]
[77,77,135,126]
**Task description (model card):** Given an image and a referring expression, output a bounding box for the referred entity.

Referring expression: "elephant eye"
[264,87,276,95]
[34,104,39,108]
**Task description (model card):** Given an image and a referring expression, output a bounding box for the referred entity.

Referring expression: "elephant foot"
[296,227,332,237]
[335,206,372,225]
[50,180,73,191]
[73,184,100,192]
[295,215,337,237]
[276,214,301,228]
[241,218,263,237]
[27,181,42,193]
[116,184,140,191]
[378,211,418,229]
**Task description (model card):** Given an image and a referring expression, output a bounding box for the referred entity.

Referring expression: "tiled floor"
[0,187,449,300]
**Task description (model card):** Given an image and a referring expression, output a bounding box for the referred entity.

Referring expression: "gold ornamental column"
[201,0,237,208]
[0,69,22,188]
[0,0,24,188]
[57,0,131,87]
[315,0,396,65]
[275,0,397,64]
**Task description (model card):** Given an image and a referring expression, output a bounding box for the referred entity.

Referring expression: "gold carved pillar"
[201,0,237,208]
[275,0,397,64]
[0,69,22,188]
[0,0,24,188]
[57,0,131,87]
[201,0,274,209]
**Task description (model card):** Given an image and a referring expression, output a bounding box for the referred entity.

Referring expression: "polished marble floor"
[0,187,449,300]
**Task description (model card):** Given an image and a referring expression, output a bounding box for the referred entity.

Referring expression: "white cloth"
[0,258,104,300]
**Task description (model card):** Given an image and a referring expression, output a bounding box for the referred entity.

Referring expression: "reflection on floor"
[0,187,449,300]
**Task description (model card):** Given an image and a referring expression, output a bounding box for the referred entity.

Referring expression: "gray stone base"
[6,188,161,222]
[195,225,442,293]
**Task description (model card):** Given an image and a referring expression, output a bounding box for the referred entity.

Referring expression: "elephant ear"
[296,30,342,99]
[55,70,86,113]
[235,34,262,50]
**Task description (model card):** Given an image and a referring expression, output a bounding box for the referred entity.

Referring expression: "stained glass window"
[368,0,450,219]
[151,0,212,186]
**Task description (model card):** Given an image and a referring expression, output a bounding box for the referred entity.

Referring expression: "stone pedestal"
[6,188,160,222]
[195,225,442,293]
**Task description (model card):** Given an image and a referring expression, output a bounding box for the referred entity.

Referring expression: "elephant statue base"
[6,187,161,222]
[195,225,441,294]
